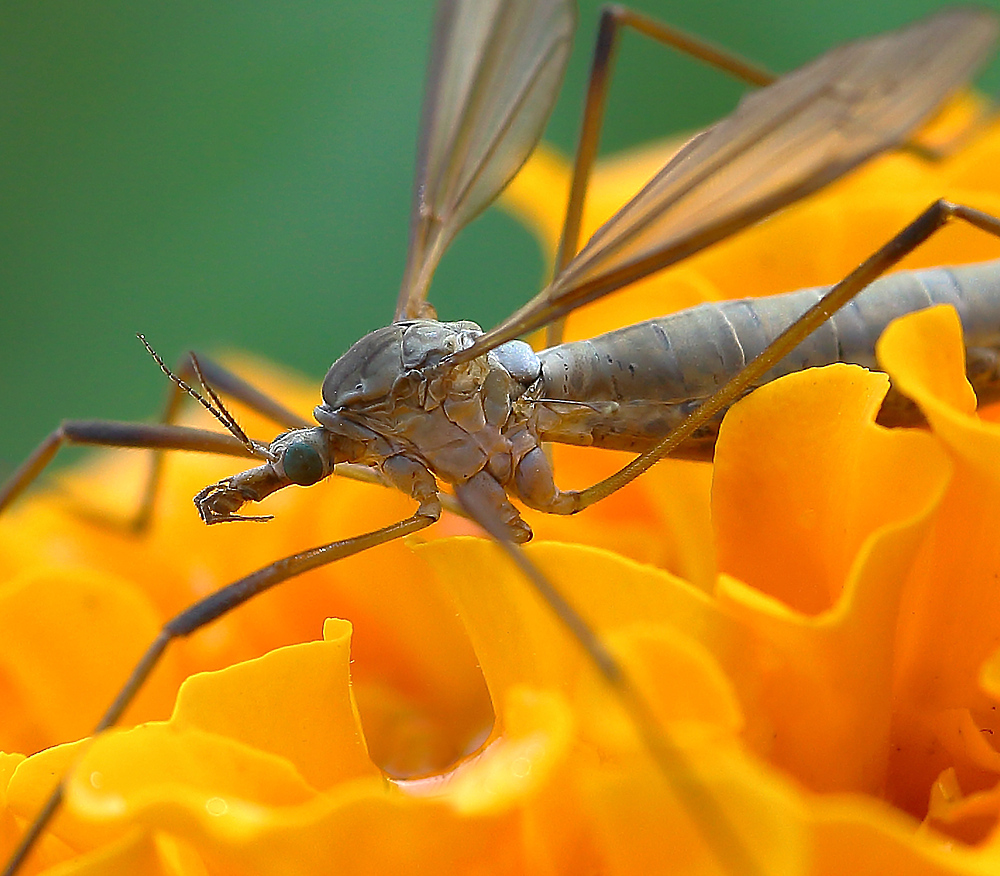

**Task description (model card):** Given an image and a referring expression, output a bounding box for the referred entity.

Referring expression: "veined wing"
[456,7,998,361]
[394,0,576,321]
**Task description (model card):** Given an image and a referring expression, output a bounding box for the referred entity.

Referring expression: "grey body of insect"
[192,4,1000,542]
[535,258,1000,457]
[218,256,1000,545]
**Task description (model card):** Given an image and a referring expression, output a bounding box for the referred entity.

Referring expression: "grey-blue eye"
[283,442,324,486]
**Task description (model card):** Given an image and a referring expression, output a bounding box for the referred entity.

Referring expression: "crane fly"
[2,3,1000,874]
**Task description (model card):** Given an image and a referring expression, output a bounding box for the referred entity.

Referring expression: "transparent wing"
[394,0,576,321]
[459,7,998,358]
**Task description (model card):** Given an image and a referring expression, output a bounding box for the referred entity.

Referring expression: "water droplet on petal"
[510,756,532,779]
[205,796,229,816]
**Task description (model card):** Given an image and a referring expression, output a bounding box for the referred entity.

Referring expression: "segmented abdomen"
[535,259,1000,456]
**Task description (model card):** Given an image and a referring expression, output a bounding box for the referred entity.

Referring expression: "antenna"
[137,334,276,462]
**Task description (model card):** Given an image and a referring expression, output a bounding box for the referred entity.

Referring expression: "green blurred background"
[2,0,999,473]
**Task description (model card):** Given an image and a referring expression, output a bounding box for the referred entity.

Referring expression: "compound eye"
[282,442,324,486]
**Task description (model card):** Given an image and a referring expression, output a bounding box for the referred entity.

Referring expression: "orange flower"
[4,97,1000,874]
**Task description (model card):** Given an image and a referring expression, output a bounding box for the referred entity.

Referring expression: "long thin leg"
[548,6,775,347]
[1,509,437,876]
[0,352,306,531]
[483,203,1000,868]
[570,201,1000,509]
[456,489,763,876]
[0,364,470,536]
[0,421,262,516]
[547,7,989,348]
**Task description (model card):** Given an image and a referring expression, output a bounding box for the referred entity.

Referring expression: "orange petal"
[715,364,952,795]
[714,364,950,614]
[416,538,746,718]
[874,308,1000,821]
[169,618,379,790]
[0,568,183,754]
[878,306,998,479]
[811,794,1000,875]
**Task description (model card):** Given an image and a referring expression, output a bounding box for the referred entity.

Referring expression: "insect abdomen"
[535,259,1000,455]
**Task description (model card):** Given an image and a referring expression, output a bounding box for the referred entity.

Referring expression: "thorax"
[313,319,541,485]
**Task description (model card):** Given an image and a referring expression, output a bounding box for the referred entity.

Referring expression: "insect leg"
[572,201,1000,510]
[550,7,775,347]
[0,421,262,519]
[0,348,305,531]
[456,483,764,876]
[2,503,439,876]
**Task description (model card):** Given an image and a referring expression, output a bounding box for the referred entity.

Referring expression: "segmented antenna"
[136,334,276,462]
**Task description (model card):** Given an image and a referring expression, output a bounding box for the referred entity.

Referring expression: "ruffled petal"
[5,91,1000,876]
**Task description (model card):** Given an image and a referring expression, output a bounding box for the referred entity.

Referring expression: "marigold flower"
[3,97,1000,874]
